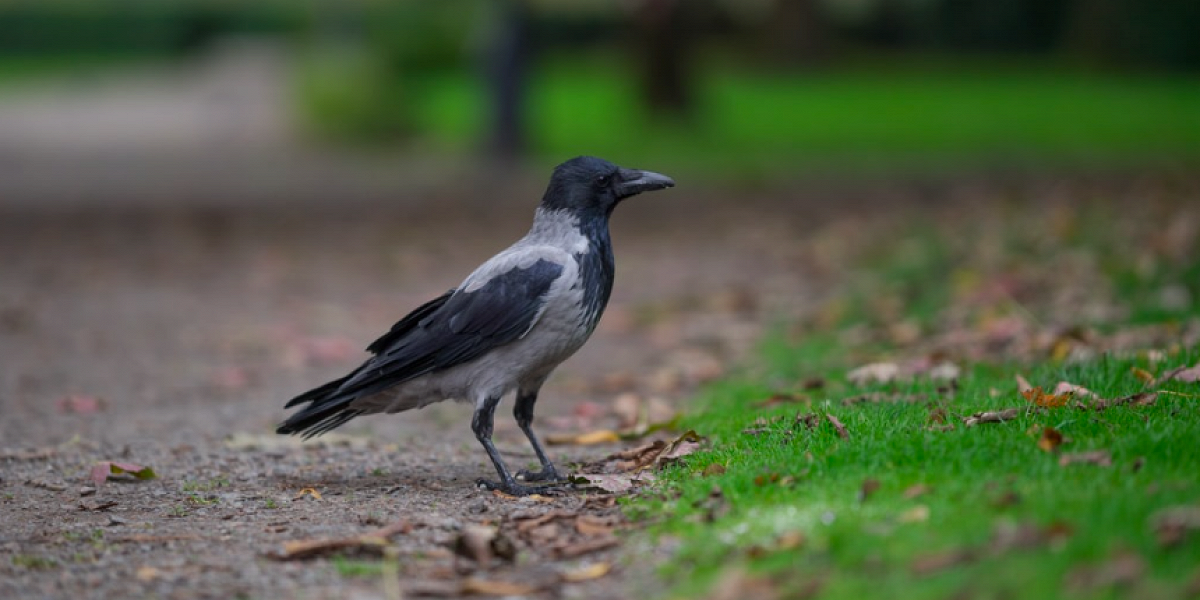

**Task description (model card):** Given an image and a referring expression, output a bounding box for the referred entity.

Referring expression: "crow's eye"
[595,174,610,187]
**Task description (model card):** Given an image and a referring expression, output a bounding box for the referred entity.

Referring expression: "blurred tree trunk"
[484,0,531,160]
[633,0,693,118]
[766,0,830,67]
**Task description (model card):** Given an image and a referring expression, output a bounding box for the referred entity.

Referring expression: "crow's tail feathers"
[276,374,364,439]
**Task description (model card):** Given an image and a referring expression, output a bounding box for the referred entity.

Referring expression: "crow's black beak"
[615,168,675,199]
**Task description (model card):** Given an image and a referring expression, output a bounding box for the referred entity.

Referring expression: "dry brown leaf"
[575,514,615,537]
[1152,505,1200,548]
[90,461,156,486]
[460,577,539,597]
[1160,363,1200,384]
[927,408,947,424]
[135,566,160,582]
[902,484,932,499]
[1130,366,1155,384]
[1058,450,1112,467]
[899,505,930,523]
[272,520,411,560]
[1053,381,1095,398]
[754,393,809,408]
[554,536,619,559]
[546,430,621,446]
[1015,374,1034,394]
[1091,392,1157,411]
[561,562,611,583]
[827,414,848,439]
[293,487,322,501]
[964,407,1023,426]
[847,362,900,385]
[1021,386,1072,408]
[859,478,881,502]
[703,464,727,477]
[1037,427,1064,452]
[570,472,655,494]
[910,549,977,576]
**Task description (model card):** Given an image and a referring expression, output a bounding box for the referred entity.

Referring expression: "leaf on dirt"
[826,415,848,439]
[569,472,655,494]
[136,566,161,582]
[272,519,412,560]
[847,362,900,385]
[546,430,621,446]
[561,562,611,583]
[79,500,119,512]
[903,484,932,499]
[575,514,617,537]
[453,524,515,567]
[1058,450,1111,467]
[1151,505,1200,548]
[460,577,540,597]
[293,487,322,501]
[89,461,156,486]
[1021,386,1072,408]
[859,478,880,502]
[490,490,556,502]
[963,407,1023,426]
[555,537,620,559]
[56,395,105,414]
[1037,426,1065,452]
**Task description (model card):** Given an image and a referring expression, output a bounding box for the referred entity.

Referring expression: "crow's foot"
[515,466,565,483]
[475,478,568,496]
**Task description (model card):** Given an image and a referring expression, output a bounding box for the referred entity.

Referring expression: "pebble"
[468,499,488,514]
[80,487,97,497]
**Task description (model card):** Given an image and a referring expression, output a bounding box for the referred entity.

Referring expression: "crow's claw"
[515,467,565,483]
[475,478,569,497]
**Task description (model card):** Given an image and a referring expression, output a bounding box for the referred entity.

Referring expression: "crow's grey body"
[277,156,673,495]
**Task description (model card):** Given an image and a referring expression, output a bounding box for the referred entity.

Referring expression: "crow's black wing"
[365,289,454,355]
[335,257,565,398]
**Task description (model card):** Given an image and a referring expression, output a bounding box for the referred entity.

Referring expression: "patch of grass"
[181,477,229,492]
[643,342,1200,599]
[11,554,59,570]
[263,498,279,510]
[332,557,386,578]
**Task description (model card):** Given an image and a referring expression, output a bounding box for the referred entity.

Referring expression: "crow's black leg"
[472,394,555,496]
[513,388,564,483]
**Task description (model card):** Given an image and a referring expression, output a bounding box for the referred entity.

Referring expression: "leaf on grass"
[903,484,932,499]
[1156,363,1200,385]
[754,392,810,408]
[1058,450,1111,467]
[1052,381,1095,399]
[899,505,930,523]
[847,362,900,385]
[703,464,727,477]
[546,430,621,446]
[1021,386,1072,408]
[272,520,411,560]
[796,412,819,430]
[561,562,611,583]
[1151,505,1200,548]
[964,407,1023,426]
[859,478,880,502]
[1066,550,1146,591]
[89,461,156,486]
[1091,392,1157,411]
[1037,426,1065,452]
[910,549,977,576]
[1130,366,1155,384]
[1015,374,1034,394]
[826,415,848,439]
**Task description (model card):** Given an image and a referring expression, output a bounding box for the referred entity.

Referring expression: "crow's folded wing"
[336,258,566,399]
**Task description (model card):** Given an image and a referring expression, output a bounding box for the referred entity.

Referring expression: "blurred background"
[1,0,1198,206]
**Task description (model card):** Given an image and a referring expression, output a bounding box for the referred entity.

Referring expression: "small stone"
[80,487,97,497]
[107,515,126,526]
[468,500,488,514]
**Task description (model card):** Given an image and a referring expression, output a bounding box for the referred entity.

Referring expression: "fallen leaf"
[56,395,105,414]
[964,408,1023,426]
[859,478,880,502]
[136,566,160,582]
[293,488,322,501]
[703,464,727,476]
[1022,386,1072,408]
[561,562,611,583]
[796,412,819,429]
[1091,392,1157,411]
[554,536,619,559]
[546,430,621,446]
[1037,427,1064,452]
[847,362,900,385]
[569,472,655,494]
[1015,374,1033,393]
[755,393,810,408]
[1151,505,1200,548]
[1130,366,1154,384]
[454,525,502,566]
[911,549,977,576]
[575,514,616,537]
[1162,363,1200,384]
[1059,450,1112,467]
[460,577,539,596]
[899,505,930,523]
[89,461,156,486]
[272,520,411,560]
[827,414,848,439]
[927,408,947,424]
[903,484,932,499]
[1066,550,1145,591]
[1053,381,1095,398]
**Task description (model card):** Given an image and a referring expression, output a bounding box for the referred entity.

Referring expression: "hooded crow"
[277,156,675,495]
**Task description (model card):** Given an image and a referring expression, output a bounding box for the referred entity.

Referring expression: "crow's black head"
[540,156,674,216]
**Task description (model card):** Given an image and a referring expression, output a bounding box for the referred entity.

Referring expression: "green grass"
[405,58,1200,178]
[642,343,1199,599]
